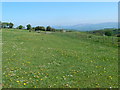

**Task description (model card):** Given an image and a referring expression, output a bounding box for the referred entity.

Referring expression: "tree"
[18,25,24,29]
[8,22,14,28]
[1,22,14,28]
[46,26,55,32]
[32,27,35,29]
[35,26,39,31]
[0,21,2,28]
[26,24,31,30]
[51,28,56,32]
[1,22,9,28]
[35,26,45,31]
[39,26,45,31]
[46,26,52,31]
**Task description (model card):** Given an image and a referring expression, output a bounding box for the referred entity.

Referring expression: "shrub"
[104,31,112,36]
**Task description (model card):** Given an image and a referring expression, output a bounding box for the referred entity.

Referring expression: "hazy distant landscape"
[1,2,119,88]
[53,22,118,31]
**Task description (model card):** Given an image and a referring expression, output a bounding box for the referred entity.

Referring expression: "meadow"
[2,29,118,88]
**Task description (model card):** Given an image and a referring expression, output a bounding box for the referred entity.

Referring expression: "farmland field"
[2,29,118,88]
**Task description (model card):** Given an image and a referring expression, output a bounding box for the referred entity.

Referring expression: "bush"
[105,31,112,36]
[88,35,92,38]
[117,34,120,37]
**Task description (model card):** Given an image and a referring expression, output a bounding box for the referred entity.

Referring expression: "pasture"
[2,29,118,88]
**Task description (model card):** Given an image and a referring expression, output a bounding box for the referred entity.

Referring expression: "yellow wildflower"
[23,83,27,85]
[109,76,112,79]
[16,81,19,83]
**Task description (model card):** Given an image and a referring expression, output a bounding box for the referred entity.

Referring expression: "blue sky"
[2,2,118,27]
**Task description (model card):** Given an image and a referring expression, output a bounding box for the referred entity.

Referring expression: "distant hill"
[88,28,119,36]
[53,22,118,31]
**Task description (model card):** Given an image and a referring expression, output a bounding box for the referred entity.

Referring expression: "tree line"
[0,22,14,28]
[0,22,56,32]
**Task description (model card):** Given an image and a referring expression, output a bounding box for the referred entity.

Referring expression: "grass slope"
[2,29,118,88]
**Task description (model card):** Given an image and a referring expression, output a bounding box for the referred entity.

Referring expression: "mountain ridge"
[52,22,118,31]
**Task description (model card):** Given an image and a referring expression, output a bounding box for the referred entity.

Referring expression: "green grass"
[2,29,118,88]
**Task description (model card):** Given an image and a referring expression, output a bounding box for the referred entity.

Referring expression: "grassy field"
[2,29,118,88]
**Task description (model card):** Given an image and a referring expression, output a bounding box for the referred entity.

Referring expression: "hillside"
[88,28,119,36]
[2,29,118,88]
